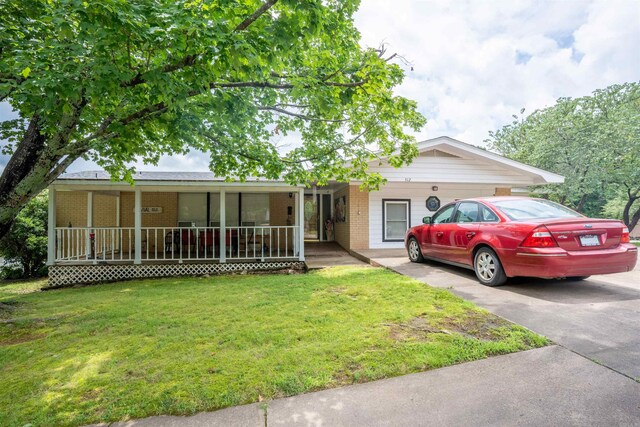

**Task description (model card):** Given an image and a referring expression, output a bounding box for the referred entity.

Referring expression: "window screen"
[241,193,270,225]
[178,193,207,226]
[384,200,410,241]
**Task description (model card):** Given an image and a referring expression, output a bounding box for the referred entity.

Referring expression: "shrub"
[0,265,24,280]
[0,192,48,278]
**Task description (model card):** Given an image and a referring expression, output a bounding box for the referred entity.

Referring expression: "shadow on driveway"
[382,255,640,305]
[500,277,640,304]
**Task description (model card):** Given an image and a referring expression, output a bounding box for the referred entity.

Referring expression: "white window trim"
[383,199,411,242]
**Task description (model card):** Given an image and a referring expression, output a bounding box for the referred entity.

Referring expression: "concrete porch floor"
[304,242,367,269]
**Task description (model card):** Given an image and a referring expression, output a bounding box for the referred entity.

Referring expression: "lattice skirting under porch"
[48,261,306,287]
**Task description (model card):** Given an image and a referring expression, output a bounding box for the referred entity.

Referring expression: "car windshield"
[492,199,582,221]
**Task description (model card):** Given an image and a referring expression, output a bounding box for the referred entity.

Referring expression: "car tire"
[565,276,590,281]
[473,247,507,286]
[407,238,424,263]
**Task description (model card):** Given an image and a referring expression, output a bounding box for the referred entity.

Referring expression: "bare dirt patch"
[387,311,512,342]
[0,332,45,346]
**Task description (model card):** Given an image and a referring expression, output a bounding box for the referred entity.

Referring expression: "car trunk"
[543,218,625,251]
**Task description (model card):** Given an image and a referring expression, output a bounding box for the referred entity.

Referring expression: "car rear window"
[492,199,582,221]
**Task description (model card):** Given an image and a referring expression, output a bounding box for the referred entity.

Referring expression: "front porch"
[48,179,306,266]
[46,173,314,285]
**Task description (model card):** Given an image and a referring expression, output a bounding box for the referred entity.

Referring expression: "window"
[241,193,269,225]
[480,205,499,222]
[493,199,582,221]
[454,202,479,223]
[209,193,240,227]
[383,199,410,241]
[178,193,207,226]
[431,204,455,224]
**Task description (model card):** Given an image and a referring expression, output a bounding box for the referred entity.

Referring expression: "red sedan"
[405,197,638,286]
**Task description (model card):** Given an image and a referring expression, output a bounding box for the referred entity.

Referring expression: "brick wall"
[93,194,117,227]
[119,192,178,227]
[269,192,296,250]
[333,186,350,249]
[348,185,369,250]
[56,191,87,227]
[494,187,512,196]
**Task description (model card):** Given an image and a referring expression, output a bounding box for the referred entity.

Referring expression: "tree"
[0,0,426,240]
[487,82,640,230]
[0,191,48,278]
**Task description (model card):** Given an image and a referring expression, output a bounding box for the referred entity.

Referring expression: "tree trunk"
[0,116,48,239]
[622,195,640,232]
[0,101,87,241]
[575,194,588,213]
[0,152,74,241]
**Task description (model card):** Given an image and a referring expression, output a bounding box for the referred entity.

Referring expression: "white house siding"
[368,183,496,249]
[368,155,537,186]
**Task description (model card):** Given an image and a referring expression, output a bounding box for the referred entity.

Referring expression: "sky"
[1,0,639,174]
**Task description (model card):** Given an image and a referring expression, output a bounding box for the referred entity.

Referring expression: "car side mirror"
[422,216,432,224]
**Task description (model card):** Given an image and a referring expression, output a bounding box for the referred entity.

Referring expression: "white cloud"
[355,0,640,146]
[1,0,638,175]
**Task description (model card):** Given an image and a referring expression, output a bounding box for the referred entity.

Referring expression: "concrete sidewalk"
[97,345,640,426]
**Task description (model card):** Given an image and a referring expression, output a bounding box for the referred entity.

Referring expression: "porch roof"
[54,170,302,191]
[58,170,290,183]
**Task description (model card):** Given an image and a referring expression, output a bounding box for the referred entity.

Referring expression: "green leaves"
[487,82,640,224]
[1,0,424,199]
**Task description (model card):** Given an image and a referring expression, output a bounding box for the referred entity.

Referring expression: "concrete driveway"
[354,248,640,381]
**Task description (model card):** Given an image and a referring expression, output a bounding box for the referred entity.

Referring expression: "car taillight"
[621,227,630,243]
[521,226,558,248]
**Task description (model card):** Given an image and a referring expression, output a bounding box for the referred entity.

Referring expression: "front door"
[304,194,319,240]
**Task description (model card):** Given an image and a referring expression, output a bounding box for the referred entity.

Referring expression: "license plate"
[579,235,600,247]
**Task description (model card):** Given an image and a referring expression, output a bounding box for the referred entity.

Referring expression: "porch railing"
[54,225,299,263]
[225,226,299,260]
[55,227,134,262]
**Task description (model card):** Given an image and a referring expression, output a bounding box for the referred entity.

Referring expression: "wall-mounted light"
[288,192,293,198]
[432,185,438,192]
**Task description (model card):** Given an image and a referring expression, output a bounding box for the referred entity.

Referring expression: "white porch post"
[134,188,142,264]
[47,186,56,265]
[115,193,121,252]
[86,191,93,259]
[298,187,305,261]
[116,194,121,227]
[219,190,226,263]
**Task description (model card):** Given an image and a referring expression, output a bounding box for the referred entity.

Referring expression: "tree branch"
[120,0,279,88]
[235,0,279,31]
[257,106,348,123]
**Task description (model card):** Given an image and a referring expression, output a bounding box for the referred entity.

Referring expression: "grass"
[632,241,640,247]
[0,266,548,426]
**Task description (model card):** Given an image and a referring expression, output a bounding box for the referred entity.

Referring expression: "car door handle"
[466,232,476,239]
[436,231,444,237]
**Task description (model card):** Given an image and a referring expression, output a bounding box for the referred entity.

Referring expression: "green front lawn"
[0,266,548,426]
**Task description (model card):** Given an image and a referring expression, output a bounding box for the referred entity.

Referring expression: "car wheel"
[407,238,424,263]
[566,276,590,281]
[474,247,507,286]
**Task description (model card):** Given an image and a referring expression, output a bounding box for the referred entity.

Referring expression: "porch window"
[209,193,239,226]
[178,193,207,226]
[241,193,270,225]
[383,199,410,242]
